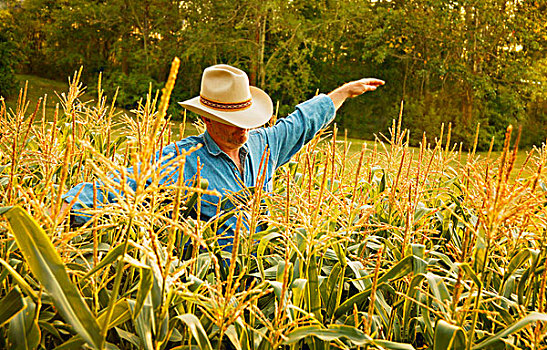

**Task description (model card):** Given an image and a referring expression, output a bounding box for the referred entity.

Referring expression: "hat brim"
[178,86,273,129]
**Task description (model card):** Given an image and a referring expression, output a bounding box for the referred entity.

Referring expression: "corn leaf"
[0,257,38,301]
[257,232,283,280]
[0,286,25,327]
[305,254,322,323]
[402,274,426,338]
[334,255,415,319]
[82,243,126,280]
[283,325,414,349]
[127,299,154,350]
[457,263,482,288]
[55,299,131,350]
[7,296,40,350]
[226,325,243,350]
[1,206,103,349]
[433,319,466,350]
[115,327,141,348]
[324,262,344,320]
[473,227,487,273]
[53,338,86,350]
[472,312,547,349]
[503,249,533,282]
[133,265,153,319]
[98,298,131,329]
[175,314,213,350]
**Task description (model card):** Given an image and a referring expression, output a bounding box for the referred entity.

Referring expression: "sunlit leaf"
[1,206,102,349]
[175,314,212,350]
[0,287,25,327]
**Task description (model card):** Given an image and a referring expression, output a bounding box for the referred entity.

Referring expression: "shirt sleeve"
[263,93,335,169]
[62,173,138,225]
[62,183,111,226]
[62,142,183,225]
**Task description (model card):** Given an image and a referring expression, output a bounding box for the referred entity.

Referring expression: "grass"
[3,73,200,137]
[0,64,546,349]
[3,74,71,116]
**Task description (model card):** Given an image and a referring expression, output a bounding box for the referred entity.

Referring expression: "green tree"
[0,7,18,97]
[5,0,546,148]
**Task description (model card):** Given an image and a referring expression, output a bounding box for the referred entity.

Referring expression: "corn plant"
[0,59,546,349]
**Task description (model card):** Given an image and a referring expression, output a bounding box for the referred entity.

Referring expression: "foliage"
[1,61,547,349]
[5,0,546,150]
[0,9,18,98]
[100,71,163,111]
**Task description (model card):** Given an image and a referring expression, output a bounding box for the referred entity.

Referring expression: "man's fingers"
[345,78,385,97]
[358,78,385,87]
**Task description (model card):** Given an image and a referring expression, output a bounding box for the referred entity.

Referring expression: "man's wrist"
[328,87,349,111]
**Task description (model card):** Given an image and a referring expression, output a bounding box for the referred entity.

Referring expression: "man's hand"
[328,78,385,110]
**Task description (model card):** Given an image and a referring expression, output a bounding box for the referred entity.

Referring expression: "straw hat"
[178,64,273,129]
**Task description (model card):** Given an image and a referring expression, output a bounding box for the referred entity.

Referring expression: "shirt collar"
[202,130,250,157]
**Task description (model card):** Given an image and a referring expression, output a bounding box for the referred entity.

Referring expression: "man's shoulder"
[247,128,268,145]
[160,135,205,156]
[175,134,204,149]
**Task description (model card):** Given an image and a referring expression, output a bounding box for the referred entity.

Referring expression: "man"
[63,64,384,248]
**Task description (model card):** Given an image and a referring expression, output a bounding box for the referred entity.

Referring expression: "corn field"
[1,59,547,349]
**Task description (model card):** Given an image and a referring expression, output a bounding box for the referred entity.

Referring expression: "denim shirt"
[64,94,335,247]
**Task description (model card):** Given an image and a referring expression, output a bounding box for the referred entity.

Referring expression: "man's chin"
[236,135,249,145]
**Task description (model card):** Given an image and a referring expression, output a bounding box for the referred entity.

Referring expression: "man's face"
[203,117,249,151]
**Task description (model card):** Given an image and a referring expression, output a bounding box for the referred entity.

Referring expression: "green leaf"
[503,249,532,282]
[433,319,466,350]
[333,242,347,267]
[266,280,283,299]
[473,227,487,273]
[334,255,415,319]
[226,325,243,350]
[115,327,141,348]
[256,232,283,280]
[283,325,414,349]
[56,299,131,350]
[423,273,451,313]
[379,170,386,193]
[305,254,322,323]
[38,320,62,340]
[409,244,426,274]
[181,178,209,217]
[234,318,252,350]
[472,312,547,349]
[0,287,26,327]
[0,257,38,301]
[402,274,425,338]
[127,299,154,350]
[53,337,86,350]
[291,278,308,309]
[457,263,482,288]
[324,262,344,320]
[82,243,126,280]
[1,206,103,349]
[175,314,213,350]
[7,296,40,350]
[133,265,153,319]
[97,298,131,329]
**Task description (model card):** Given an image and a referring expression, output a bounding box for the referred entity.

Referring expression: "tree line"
[1,0,545,149]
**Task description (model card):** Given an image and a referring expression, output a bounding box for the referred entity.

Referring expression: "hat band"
[200,95,252,111]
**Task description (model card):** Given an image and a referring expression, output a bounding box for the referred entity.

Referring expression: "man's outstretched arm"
[328,78,385,111]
